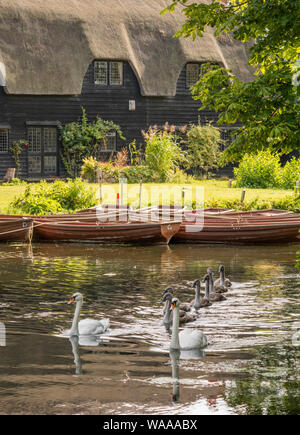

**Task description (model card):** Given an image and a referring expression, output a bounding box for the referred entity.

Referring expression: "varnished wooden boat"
[33,219,181,245]
[174,220,300,244]
[0,218,33,242]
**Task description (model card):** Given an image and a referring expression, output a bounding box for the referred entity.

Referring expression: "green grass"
[92,179,294,209]
[0,185,27,213]
[0,180,295,213]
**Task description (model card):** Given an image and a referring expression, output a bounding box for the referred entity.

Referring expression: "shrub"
[121,165,153,183]
[10,179,97,215]
[80,156,100,182]
[234,150,282,188]
[280,157,300,190]
[143,125,184,182]
[183,124,222,177]
[1,178,27,186]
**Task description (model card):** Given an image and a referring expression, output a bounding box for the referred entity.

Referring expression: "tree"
[162,0,300,163]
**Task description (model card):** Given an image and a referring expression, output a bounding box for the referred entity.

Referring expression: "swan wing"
[179,328,207,350]
[78,318,110,335]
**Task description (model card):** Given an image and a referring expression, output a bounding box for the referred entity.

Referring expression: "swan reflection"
[170,349,180,402]
[169,347,206,402]
[69,335,82,375]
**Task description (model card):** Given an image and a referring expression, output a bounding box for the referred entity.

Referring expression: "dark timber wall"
[0,61,222,179]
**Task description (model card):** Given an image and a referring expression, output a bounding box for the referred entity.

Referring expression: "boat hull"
[174,222,300,244]
[0,218,33,242]
[33,221,181,245]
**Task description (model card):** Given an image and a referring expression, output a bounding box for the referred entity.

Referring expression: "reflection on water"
[0,242,299,414]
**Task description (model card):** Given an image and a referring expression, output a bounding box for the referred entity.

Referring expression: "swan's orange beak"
[170,302,176,310]
[68,297,75,304]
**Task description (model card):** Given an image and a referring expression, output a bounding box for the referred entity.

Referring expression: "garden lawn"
[0,185,27,213]
[0,180,295,214]
[92,179,294,209]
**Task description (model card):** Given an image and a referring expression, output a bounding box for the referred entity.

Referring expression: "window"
[28,156,41,175]
[186,63,200,88]
[110,62,123,85]
[186,62,218,88]
[0,129,8,153]
[44,128,57,152]
[94,61,123,85]
[27,126,58,175]
[94,61,108,85]
[28,127,42,153]
[100,131,116,152]
[219,128,239,151]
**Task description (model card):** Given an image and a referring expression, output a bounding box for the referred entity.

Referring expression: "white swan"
[170,297,207,351]
[68,292,110,337]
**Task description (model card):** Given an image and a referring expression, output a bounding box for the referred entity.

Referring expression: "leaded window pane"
[186,63,200,88]
[28,127,42,153]
[44,155,57,174]
[110,62,123,85]
[44,128,57,152]
[28,156,41,174]
[94,61,108,85]
[0,129,8,153]
[101,131,116,152]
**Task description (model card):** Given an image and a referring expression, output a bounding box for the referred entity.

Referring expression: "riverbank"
[0,180,297,214]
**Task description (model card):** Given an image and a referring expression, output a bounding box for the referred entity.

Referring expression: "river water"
[0,242,299,415]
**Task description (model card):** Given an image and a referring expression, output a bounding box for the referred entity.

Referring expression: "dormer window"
[94,61,123,86]
[94,61,108,85]
[186,62,217,88]
[186,63,200,88]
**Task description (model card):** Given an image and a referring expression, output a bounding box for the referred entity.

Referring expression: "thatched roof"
[0,0,254,96]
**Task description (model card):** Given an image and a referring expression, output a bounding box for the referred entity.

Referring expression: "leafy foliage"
[280,157,300,190]
[234,151,300,189]
[60,107,125,177]
[183,124,222,177]
[234,150,282,188]
[143,125,185,182]
[162,0,300,162]
[11,179,97,215]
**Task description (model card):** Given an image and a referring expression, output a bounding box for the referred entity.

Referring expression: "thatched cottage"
[0,0,253,178]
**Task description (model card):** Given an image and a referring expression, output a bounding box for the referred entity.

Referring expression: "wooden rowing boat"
[173,220,300,244]
[0,218,33,242]
[33,220,181,245]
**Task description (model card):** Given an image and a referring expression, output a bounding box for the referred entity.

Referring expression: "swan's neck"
[195,285,201,305]
[209,274,214,293]
[220,270,225,286]
[205,280,210,300]
[170,306,180,350]
[163,300,171,324]
[70,300,82,336]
